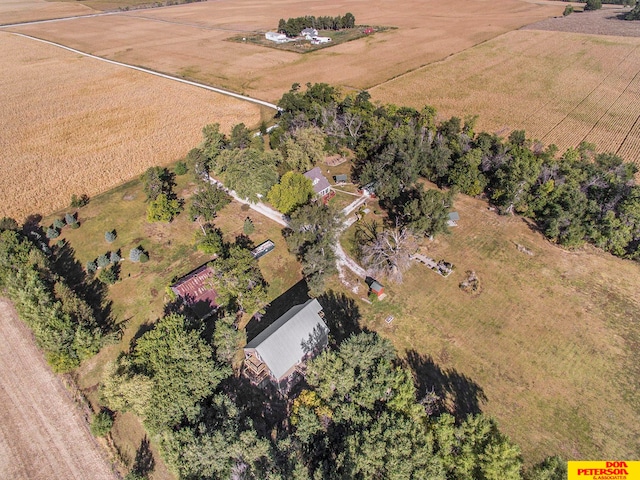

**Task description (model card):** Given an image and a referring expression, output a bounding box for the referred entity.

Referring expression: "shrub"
[64,213,75,225]
[129,247,142,262]
[90,411,113,437]
[585,0,601,10]
[243,217,255,235]
[86,260,97,273]
[54,218,65,229]
[146,193,182,223]
[174,161,188,176]
[56,239,65,248]
[0,217,19,231]
[98,266,118,285]
[139,252,149,263]
[97,254,110,268]
[46,227,60,239]
[70,194,89,208]
[563,5,573,15]
[110,251,121,264]
[105,230,116,243]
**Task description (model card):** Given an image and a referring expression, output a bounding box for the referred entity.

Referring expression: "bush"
[146,193,182,223]
[129,247,142,262]
[243,217,255,235]
[86,260,97,273]
[97,254,110,268]
[46,227,60,239]
[139,252,149,263]
[70,194,89,208]
[54,218,65,229]
[0,217,19,231]
[174,161,188,176]
[64,212,76,225]
[90,410,113,437]
[56,239,65,248]
[98,266,118,285]
[585,0,601,10]
[563,5,574,15]
[105,230,116,243]
[110,251,121,264]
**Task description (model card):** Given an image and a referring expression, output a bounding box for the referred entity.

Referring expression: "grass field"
[7,0,565,101]
[45,171,301,478]
[339,190,640,463]
[371,28,640,165]
[0,32,263,221]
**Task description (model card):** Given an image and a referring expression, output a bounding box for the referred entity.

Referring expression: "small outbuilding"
[334,174,348,184]
[265,31,288,43]
[447,211,460,227]
[311,36,332,44]
[251,239,275,259]
[170,264,218,318]
[365,276,385,298]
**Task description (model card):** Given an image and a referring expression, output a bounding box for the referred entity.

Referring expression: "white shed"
[265,32,288,43]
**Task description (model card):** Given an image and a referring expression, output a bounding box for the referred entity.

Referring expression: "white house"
[265,31,288,43]
[301,27,318,39]
[304,167,332,199]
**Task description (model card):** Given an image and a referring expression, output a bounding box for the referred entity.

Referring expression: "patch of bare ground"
[0,298,117,480]
[523,6,640,37]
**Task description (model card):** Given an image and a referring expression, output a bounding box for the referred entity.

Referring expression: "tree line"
[0,219,112,372]
[277,13,356,37]
[273,83,640,261]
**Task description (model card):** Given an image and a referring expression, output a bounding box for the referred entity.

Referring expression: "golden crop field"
[371,28,640,165]
[6,0,566,101]
[0,0,93,25]
[0,32,262,220]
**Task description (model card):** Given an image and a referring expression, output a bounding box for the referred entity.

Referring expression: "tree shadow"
[129,322,156,350]
[316,290,367,348]
[245,278,310,343]
[405,349,487,420]
[130,436,155,478]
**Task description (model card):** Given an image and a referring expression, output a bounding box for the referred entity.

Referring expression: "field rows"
[371,30,640,164]
[0,32,261,220]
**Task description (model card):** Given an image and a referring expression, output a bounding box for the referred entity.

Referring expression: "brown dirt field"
[371,29,640,165]
[0,298,117,480]
[0,0,95,25]
[7,0,566,101]
[0,32,262,221]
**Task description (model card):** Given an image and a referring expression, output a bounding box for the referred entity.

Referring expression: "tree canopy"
[267,171,314,214]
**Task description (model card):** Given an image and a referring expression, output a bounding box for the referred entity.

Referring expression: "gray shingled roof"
[304,167,331,195]
[245,299,328,380]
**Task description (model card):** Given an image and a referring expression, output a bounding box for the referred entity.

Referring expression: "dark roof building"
[244,299,328,392]
[334,174,348,184]
[304,167,332,198]
[170,264,218,318]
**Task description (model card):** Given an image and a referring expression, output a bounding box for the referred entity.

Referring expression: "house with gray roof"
[304,167,332,199]
[243,298,328,392]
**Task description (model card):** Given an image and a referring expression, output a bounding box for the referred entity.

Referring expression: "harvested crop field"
[371,28,640,165]
[0,32,262,220]
[0,0,94,25]
[0,298,117,480]
[7,0,566,101]
[523,5,640,37]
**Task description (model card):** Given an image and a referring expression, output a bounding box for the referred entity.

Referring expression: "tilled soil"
[523,6,640,37]
[0,298,117,480]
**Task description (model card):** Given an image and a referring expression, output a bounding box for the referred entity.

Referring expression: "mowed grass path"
[45,172,301,477]
[372,30,640,166]
[353,192,640,463]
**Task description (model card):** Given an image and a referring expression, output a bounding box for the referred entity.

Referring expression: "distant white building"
[301,27,318,39]
[265,31,288,43]
[311,36,332,45]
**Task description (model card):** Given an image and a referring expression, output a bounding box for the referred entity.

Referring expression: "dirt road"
[0,299,117,480]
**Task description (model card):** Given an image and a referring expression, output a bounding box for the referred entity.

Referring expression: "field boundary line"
[0,12,118,28]
[9,32,280,111]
